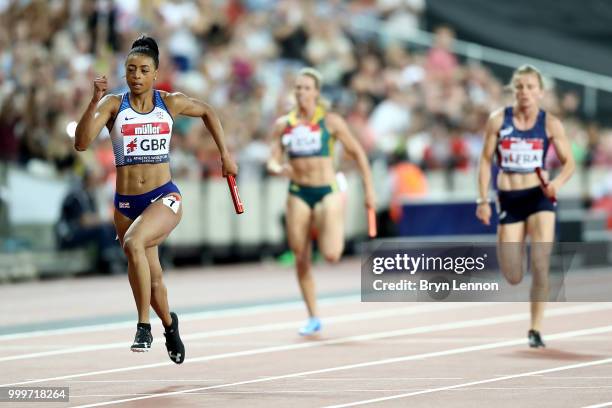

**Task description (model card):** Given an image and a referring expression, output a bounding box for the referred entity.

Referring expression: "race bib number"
[162,194,181,214]
[499,138,543,171]
[283,125,322,156]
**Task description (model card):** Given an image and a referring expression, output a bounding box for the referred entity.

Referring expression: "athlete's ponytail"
[128,35,160,68]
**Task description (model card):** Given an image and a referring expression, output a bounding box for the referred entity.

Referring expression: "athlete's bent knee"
[151,278,164,290]
[123,236,144,257]
[506,274,523,285]
[322,250,342,263]
[294,250,309,267]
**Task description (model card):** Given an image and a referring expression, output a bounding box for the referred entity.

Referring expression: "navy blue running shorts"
[497,186,555,225]
[114,180,181,220]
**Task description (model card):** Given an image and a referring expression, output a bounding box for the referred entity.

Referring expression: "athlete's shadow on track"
[510,349,606,361]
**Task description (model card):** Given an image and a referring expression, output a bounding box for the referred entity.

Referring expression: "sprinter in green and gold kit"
[267,68,376,336]
[284,103,338,208]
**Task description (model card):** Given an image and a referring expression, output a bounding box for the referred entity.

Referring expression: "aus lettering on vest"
[283,125,322,155]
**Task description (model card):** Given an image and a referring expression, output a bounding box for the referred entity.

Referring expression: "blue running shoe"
[299,317,321,336]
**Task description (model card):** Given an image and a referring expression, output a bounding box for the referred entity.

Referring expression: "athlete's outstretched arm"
[266,117,293,177]
[74,76,116,151]
[476,110,503,225]
[327,113,376,209]
[166,93,237,176]
[546,115,575,197]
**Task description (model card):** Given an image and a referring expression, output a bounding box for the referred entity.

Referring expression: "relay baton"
[226,174,244,214]
[367,207,377,238]
[535,167,557,205]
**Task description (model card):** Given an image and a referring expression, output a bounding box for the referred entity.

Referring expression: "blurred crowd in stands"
[0,0,611,194]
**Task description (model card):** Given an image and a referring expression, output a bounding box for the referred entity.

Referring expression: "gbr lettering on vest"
[121,122,171,165]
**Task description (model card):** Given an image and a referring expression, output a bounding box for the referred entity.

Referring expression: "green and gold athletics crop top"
[281,105,335,159]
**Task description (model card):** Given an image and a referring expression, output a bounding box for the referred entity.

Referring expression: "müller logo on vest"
[500,138,543,151]
[121,122,170,136]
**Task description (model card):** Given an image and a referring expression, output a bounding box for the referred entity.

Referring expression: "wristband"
[267,162,283,174]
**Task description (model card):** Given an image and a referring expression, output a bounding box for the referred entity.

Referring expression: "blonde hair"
[298,67,323,89]
[511,64,544,89]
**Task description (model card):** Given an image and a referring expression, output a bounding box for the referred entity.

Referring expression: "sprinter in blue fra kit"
[476,65,574,348]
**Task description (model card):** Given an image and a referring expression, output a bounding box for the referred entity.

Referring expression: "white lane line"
[70,324,612,408]
[71,394,158,398]
[323,355,612,407]
[582,403,612,408]
[448,386,612,390]
[72,390,418,396]
[2,302,609,363]
[0,295,360,341]
[2,303,606,387]
[2,303,609,388]
[304,378,463,381]
[544,377,612,380]
[69,391,410,398]
[68,379,225,383]
[0,303,474,363]
[70,385,612,397]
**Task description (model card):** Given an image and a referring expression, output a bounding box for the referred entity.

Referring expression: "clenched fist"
[92,76,108,103]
